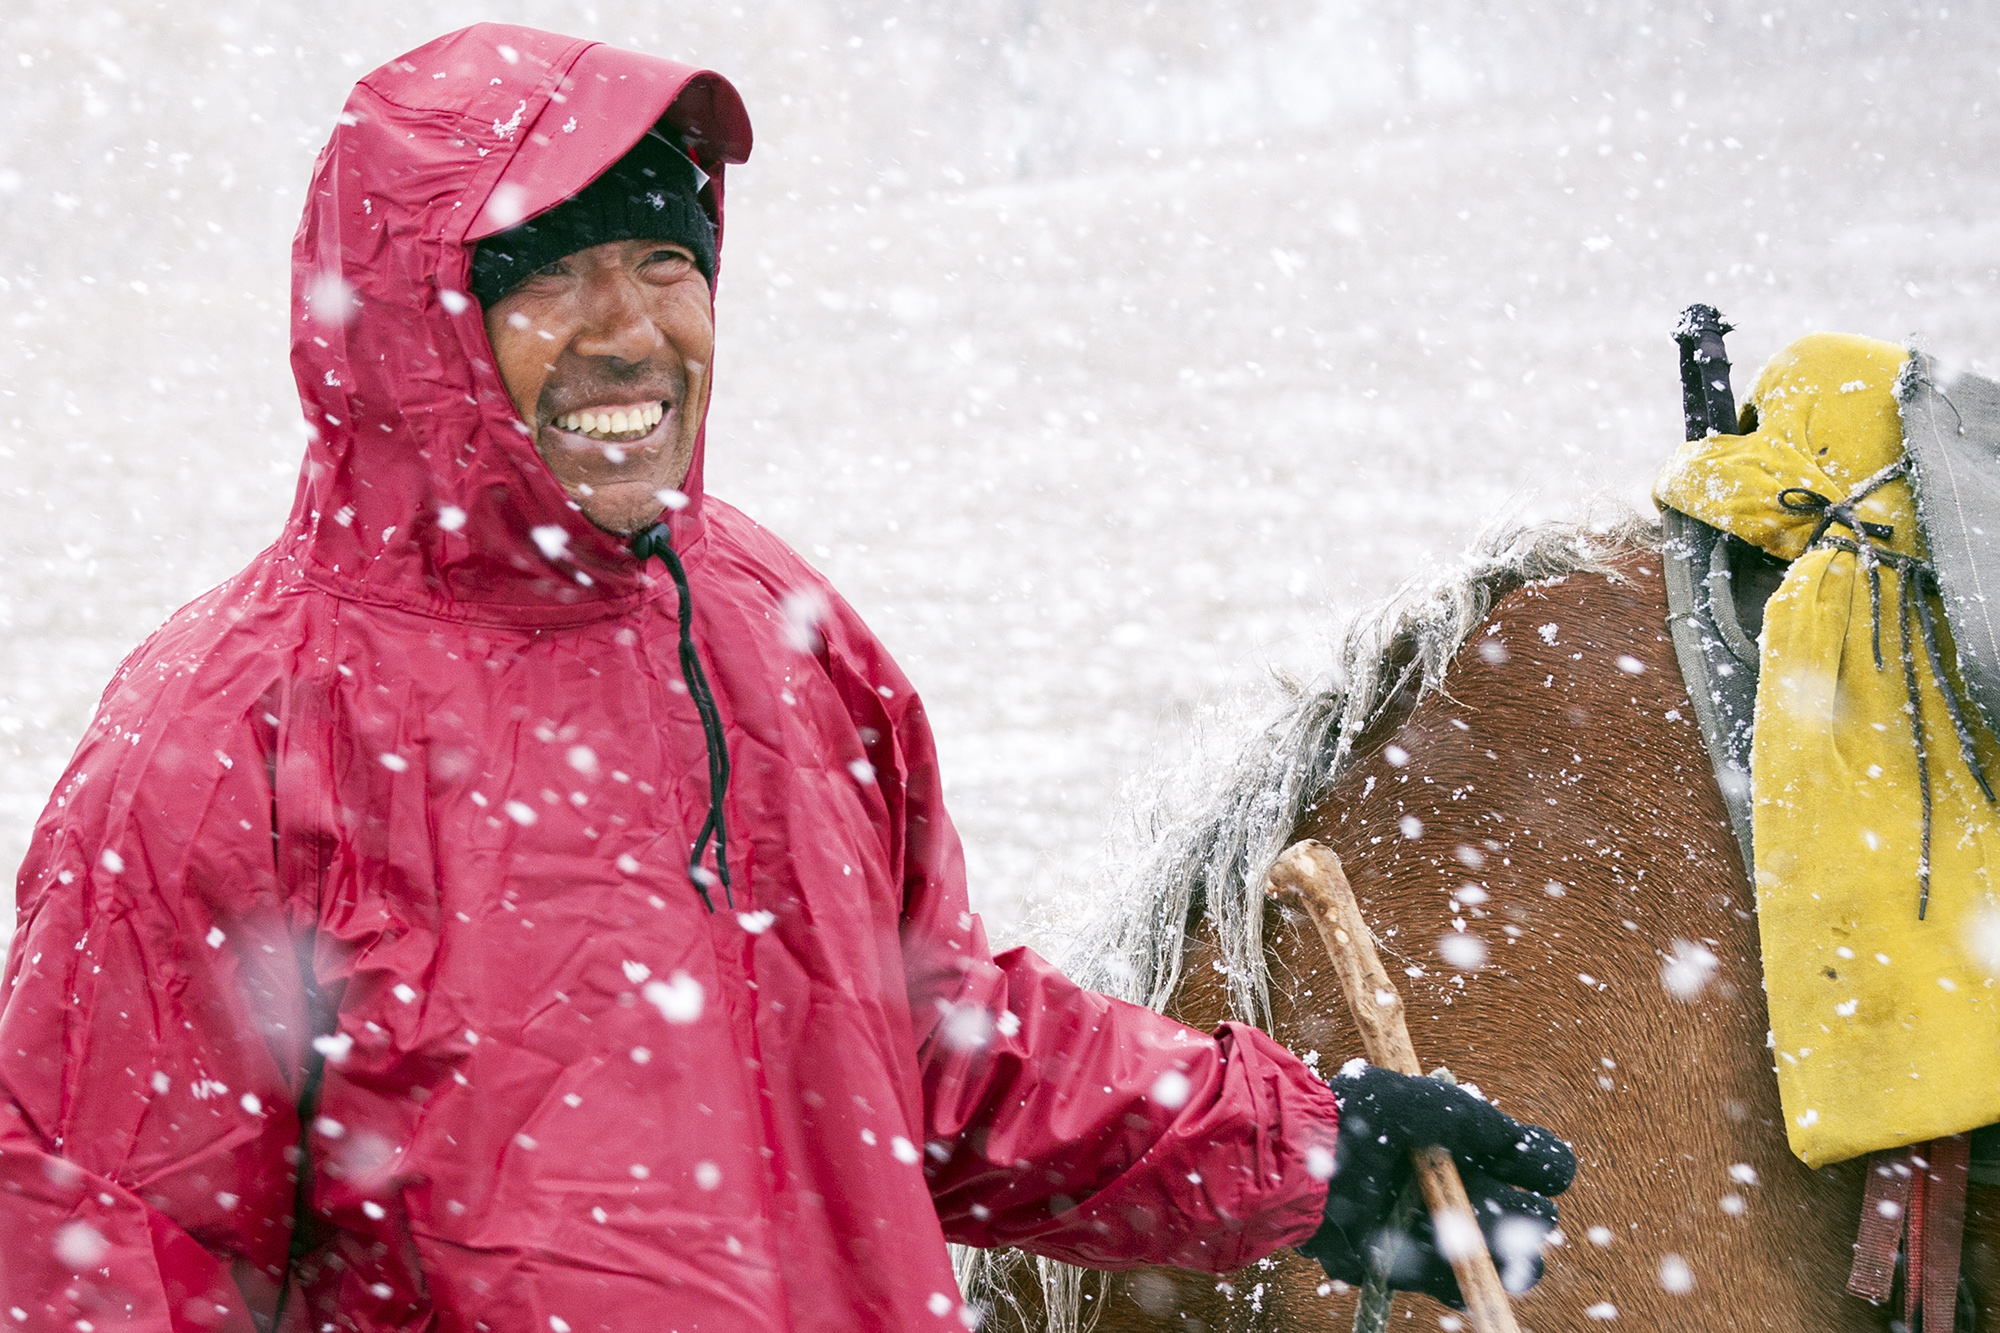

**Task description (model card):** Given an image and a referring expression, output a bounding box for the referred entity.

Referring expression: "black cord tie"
[631,521,733,912]
[1793,461,1997,918]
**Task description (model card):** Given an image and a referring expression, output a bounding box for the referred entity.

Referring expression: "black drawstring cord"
[1778,483,1900,548]
[1791,460,1997,919]
[1897,569,1937,916]
[1780,460,1908,672]
[1916,562,1999,807]
[630,521,733,912]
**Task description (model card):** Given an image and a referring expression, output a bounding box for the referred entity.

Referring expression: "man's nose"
[570,270,661,365]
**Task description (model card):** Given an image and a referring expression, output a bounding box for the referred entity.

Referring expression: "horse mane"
[1053,510,1661,1028]
[955,510,1660,1331]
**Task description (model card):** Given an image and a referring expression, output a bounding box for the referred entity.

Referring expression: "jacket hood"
[282,25,752,627]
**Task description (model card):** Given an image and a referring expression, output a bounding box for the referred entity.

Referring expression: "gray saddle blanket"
[1901,353,2000,739]
[1658,510,1782,875]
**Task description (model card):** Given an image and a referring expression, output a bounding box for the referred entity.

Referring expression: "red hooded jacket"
[0,25,1339,1331]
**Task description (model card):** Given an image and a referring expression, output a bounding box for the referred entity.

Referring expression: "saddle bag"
[1657,332,2000,1168]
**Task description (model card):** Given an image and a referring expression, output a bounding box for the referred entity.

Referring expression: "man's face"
[483,238,714,536]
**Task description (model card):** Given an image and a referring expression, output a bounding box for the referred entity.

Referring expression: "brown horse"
[961,518,2000,1331]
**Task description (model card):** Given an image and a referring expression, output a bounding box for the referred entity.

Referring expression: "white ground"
[3,3,1997,942]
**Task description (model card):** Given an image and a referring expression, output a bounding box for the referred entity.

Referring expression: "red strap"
[1922,1134,1971,1330]
[1844,1136,1974,1326]
[1906,1158,1927,1329]
[1850,1147,1916,1304]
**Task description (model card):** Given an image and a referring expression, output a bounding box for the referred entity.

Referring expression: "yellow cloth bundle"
[1655,332,2000,1166]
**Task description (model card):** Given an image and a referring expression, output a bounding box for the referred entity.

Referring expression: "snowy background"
[3,1,1997,941]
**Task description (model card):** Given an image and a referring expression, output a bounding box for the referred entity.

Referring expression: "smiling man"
[0,23,1570,1332]
[472,128,717,538]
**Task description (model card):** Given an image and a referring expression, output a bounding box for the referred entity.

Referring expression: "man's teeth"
[555,402,665,439]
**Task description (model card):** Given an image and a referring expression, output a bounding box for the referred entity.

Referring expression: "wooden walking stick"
[1266,838,1524,1333]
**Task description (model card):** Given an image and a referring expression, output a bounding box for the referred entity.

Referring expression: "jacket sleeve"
[915,940,1340,1273]
[824,624,1341,1274]
[0,653,312,1330]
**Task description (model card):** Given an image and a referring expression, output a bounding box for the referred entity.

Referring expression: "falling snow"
[4,8,1997,944]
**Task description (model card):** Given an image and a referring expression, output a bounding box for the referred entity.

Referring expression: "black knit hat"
[470,127,716,307]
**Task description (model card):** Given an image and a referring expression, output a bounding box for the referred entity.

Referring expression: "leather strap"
[1923,1135,1971,1329]
[1846,1137,1970,1330]
[1849,1147,1915,1304]
[1907,1155,1928,1329]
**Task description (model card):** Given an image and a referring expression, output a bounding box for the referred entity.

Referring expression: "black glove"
[1298,1063,1576,1308]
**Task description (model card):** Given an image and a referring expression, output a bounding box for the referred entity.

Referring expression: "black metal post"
[1674,304,1738,442]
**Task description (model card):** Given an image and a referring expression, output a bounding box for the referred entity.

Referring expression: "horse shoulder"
[1254,559,1878,1331]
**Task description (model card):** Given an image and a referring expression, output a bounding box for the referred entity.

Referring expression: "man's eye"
[646,249,692,268]
[530,259,566,279]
